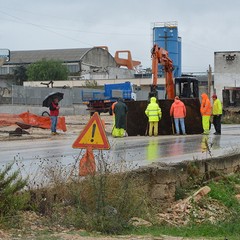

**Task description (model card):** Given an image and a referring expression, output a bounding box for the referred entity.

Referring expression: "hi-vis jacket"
[145,97,162,122]
[200,93,212,116]
[212,98,222,115]
[170,99,186,118]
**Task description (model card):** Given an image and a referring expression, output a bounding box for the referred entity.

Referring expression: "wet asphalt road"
[0,124,240,179]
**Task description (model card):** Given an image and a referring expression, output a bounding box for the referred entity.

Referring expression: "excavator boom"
[151,44,175,99]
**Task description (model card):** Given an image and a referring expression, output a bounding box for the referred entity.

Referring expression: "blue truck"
[82,81,136,115]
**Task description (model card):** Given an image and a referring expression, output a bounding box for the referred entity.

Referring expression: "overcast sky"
[1,0,239,73]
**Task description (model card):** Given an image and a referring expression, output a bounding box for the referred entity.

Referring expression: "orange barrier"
[79,147,96,176]
[0,114,22,127]
[0,112,67,132]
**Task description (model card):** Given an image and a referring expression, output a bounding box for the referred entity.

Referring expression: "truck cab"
[82,81,136,116]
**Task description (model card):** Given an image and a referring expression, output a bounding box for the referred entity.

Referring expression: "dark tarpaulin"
[126,99,203,136]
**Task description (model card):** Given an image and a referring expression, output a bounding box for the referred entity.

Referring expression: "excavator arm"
[150,44,175,99]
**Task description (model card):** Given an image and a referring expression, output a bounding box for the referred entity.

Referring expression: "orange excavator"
[125,44,202,136]
[150,44,175,99]
[150,44,199,100]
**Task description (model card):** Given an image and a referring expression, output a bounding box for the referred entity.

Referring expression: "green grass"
[124,223,240,239]
[208,181,239,209]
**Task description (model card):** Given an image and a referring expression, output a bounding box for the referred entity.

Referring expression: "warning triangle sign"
[72,112,110,150]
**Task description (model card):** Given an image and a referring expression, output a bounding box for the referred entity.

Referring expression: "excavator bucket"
[126,99,203,136]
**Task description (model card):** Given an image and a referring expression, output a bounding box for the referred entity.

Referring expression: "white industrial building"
[214,51,240,102]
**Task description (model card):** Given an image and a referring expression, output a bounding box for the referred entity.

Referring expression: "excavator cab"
[175,77,199,99]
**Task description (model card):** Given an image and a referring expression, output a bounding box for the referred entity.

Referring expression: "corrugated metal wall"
[10,86,96,106]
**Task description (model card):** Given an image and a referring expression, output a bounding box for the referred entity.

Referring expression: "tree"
[14,65,27,85]
[26,59,69,81]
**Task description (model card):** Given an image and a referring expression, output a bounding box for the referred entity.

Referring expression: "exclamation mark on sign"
[91,124,96,142]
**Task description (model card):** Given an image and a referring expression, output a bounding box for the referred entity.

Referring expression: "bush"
[0,162,29,224]
[27,156,150,234]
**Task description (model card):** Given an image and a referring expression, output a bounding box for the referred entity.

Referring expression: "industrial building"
[0,47,135,80]
[214,51,240,102]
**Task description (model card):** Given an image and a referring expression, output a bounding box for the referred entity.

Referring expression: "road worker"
[145,97,162,136]
[170,96,187,135]
[212,94,222,135]
[200,93,212,135]
[112,98,128,137]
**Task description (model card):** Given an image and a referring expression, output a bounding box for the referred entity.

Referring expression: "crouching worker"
[112,98,128,137]
[145,97,162,136]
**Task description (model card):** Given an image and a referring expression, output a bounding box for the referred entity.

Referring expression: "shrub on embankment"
[26,158,151,234]
[0,162,29,227]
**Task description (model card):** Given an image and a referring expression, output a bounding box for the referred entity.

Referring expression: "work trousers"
[174,118,186,134]
[149,121,158,136]
[202,115,210,134]
[112,127,125,137]
[50,116,58,133]
[213,115,222,134]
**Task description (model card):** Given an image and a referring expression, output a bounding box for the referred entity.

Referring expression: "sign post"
[72,113,110,176]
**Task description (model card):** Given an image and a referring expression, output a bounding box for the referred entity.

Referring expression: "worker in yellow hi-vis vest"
[211,94,222,135]
[145,97,162,136]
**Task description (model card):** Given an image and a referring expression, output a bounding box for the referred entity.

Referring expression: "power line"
[0,7,149,37]
[0,10,94,47]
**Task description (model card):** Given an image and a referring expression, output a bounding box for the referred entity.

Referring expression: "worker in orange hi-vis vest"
[200,93,212,135]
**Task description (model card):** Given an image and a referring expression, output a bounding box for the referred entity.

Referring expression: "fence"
[0,85,152,106]
[1,85,97,107]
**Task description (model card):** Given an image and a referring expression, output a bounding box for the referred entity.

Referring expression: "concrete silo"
[153,21,182,77]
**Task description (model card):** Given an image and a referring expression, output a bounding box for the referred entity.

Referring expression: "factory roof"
[8,48,92,64]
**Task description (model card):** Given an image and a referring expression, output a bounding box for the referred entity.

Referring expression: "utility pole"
[207,65,212,97]
[158,29,173,51]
